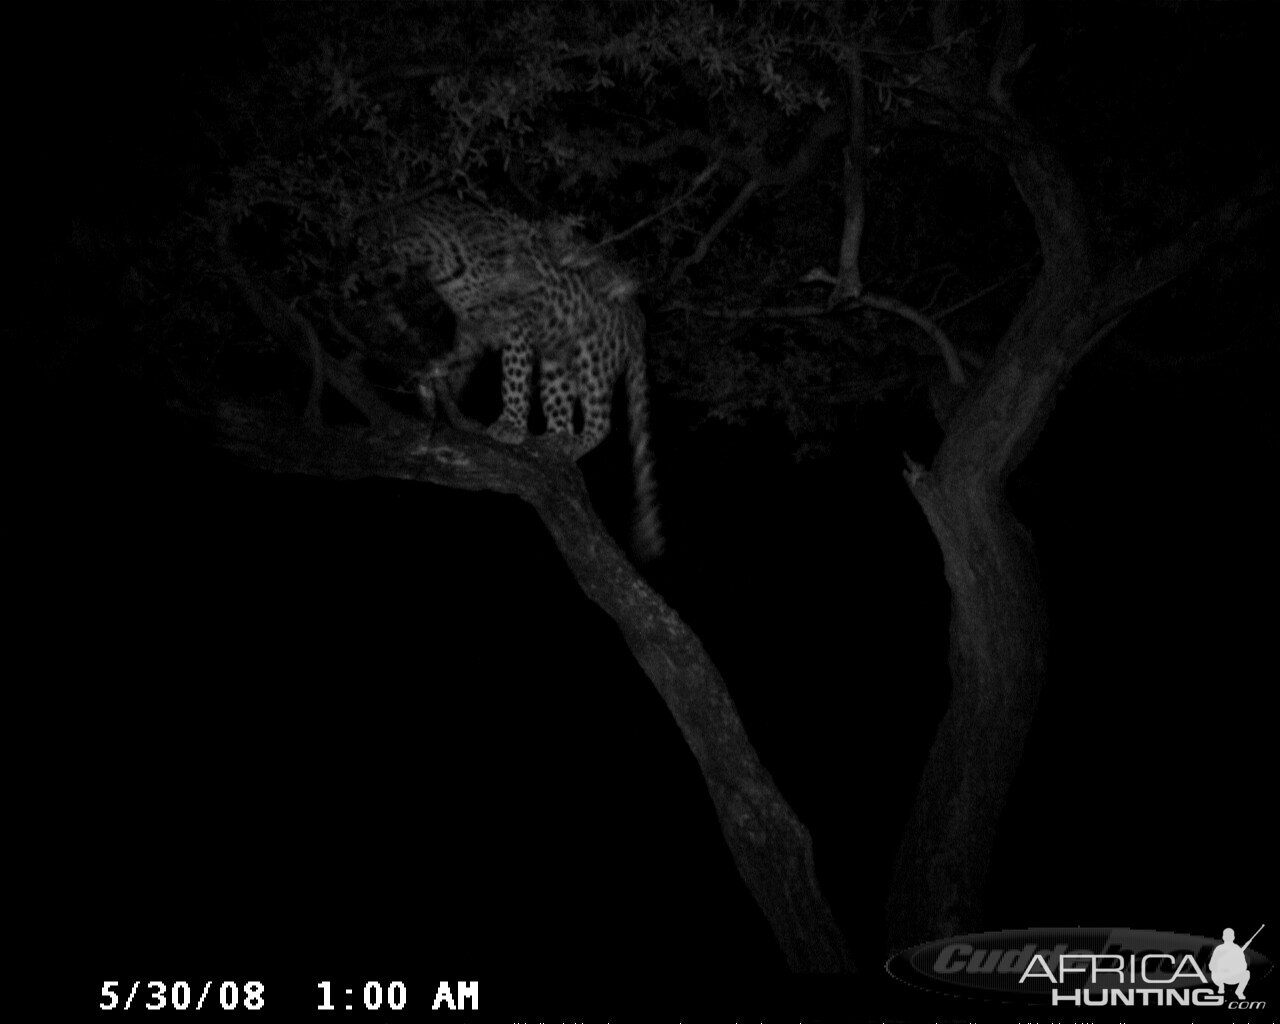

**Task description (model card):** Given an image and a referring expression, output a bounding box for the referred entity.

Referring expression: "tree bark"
[885,6,1274,951]
[202,404,852,973]
[887,277,1077,950]
[213,216,856,970]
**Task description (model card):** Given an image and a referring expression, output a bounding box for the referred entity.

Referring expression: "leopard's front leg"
[488,337,533,444]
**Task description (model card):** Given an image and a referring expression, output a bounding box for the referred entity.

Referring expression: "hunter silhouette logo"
[1210,924,1263,999]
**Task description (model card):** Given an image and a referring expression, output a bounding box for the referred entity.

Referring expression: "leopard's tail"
[625,333,664,562]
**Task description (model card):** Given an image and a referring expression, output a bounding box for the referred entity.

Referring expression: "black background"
[19,3,1276,1020]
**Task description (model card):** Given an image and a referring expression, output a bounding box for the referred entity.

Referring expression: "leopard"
[362,195,663,560]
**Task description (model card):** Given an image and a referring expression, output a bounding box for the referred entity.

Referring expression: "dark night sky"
[20,3,1276,1020]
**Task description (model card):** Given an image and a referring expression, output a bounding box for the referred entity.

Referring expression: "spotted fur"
[367,196,663,560]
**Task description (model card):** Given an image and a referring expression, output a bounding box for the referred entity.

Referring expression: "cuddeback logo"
[886,924,1270,1009]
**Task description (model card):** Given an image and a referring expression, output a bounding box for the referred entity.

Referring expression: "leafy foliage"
[110,1,1265,457]
[174,1,906,440]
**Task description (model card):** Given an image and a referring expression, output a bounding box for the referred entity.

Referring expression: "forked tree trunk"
[883,108,1269,948]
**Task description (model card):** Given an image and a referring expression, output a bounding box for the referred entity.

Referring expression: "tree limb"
[205,406,854,974]
[672,177,761,279]
[835,38,868,300]
[590,158,722,251]
[616,110,845,279]
[213,215,853,973]
[1096,164,1278,324]
[215,217,409,429]
[856,291,966,385]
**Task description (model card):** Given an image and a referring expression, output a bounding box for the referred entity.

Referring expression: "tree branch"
[213,213,854,973]
[204,406,853,974]
[1096,164,1278,324]
[215,217,409,429]
[672,177,761,279]
[835,39,868,300]
[646,108,845,279]
[798,269,967,385]
[589,158,722,251]
[856,290,966,385]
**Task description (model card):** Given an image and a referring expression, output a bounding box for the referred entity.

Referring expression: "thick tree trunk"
[888,482,1045,948]
[883,161,1267,949]
[884,3,1118,947]
[885,277,1081,950]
